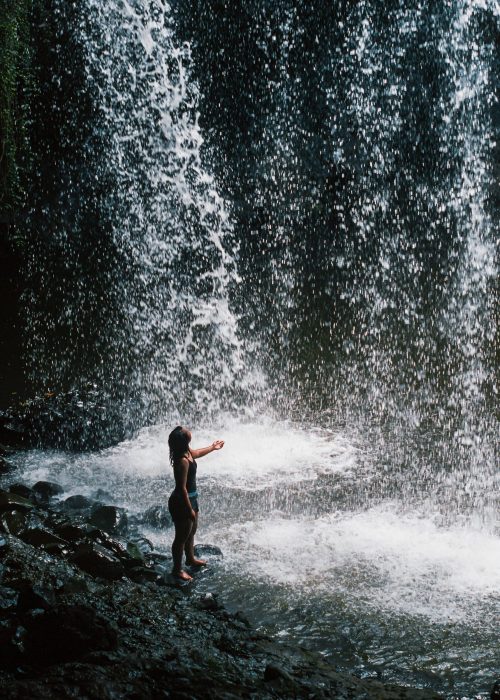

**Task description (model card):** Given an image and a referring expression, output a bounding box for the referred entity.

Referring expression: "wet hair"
[168,426,190,466]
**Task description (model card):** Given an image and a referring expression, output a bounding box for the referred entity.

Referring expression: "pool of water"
[6,415,500,698]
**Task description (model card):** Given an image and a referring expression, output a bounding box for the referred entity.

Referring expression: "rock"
[0,586,19,611]
[90,505,128,535]
[1,511,27,536]
[63,494,93,511]
[32,481,64,498]
[196,593,221,612]
[20,527,69,549]
[52,522,94,542]
[8,484,33,499]
[23,604,118,663]
[129,536,154,554]
[491,681,500,700]
[0,418,26,447]
[0,457,13,474]
[264,663,294,683]
[17,584,56,612]
[126,566,162,584]
[125,542,144,562]
[194,543,223,558]
[69,543,124,580]
[0,491,34,513]
[0,535,7,552]
[93,488,113,502]
[141,505,172,529]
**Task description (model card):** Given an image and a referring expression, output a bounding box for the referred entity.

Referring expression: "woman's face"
[182,428,192,443]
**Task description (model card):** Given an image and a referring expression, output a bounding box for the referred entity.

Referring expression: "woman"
[168,426,224,581]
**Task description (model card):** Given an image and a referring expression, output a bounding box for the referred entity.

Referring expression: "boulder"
[52,522,91,541]
[8,484,33,499]
[264,663,294,683]
[90,505,128,535]
[32,481,64,498]
[63,494,93,511]
[17,584,56,612]
[125,566,162,584]
[23,604,118,663]
[20,528,69,549]
[1,510,27,536]
[0,457,13,474]
[0,586,19,611]
[0,491,34,513]
[69,543,124,580]
[125,542,144,562]
[141,505,172,529]
[194,543,223,558]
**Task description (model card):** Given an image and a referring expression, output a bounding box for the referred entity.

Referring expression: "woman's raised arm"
[190,440,224,459]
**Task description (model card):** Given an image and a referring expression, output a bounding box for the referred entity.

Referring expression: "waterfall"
[25,0,261,428]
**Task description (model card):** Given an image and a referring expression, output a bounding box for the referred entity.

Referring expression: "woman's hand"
[212,440,224,451]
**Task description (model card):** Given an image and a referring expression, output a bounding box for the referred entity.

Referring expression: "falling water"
[12,0,500,697]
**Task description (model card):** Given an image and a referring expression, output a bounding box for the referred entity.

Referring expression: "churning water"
[15,0,500,697]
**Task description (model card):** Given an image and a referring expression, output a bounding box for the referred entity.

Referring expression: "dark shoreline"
[0,468,446,700]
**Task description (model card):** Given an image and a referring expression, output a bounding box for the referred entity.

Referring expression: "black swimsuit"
[168,458,199,522]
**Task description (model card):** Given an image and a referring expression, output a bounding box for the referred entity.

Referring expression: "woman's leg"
[171,517,193,579]
[184,513,206,566]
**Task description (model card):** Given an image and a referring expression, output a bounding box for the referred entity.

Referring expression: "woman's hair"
[168,426,190,465]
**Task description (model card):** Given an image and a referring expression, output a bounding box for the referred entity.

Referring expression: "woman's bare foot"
[173,569,193,581]
[185,558,207,567]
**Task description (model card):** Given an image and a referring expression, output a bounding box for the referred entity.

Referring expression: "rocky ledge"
[0,476,445,699]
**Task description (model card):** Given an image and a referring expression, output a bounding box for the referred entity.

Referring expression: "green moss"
[0,0,33,237]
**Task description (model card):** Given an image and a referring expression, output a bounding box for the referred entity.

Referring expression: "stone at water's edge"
[0,490,34,512]
[194,543,223,558]
[63,494,93,511]
[32,481,64,498]
[69,542,125,580]
[23,605,118,663]
[8,484,33,499]
[90,505,128,535]
[141,504,172,529]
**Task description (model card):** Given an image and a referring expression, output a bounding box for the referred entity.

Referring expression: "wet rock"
[63,494,93,511]
[491,680,500,700]
[93,488,113,502]
[20,527,68,549]
[196,593,221,612]
[125,542,144,562]
[69,543,124,580]
[264,663,294,683]
[32,481,64,498]
[125,566,162,584]
[0,417,26,447]
[1,510,27,537]
[23,604,118,663]
[8,484,33,499]
[17,584,56,612]
[194,543,223,558]
[141,505,172,529]
[129,535,154,554]
[90,505,128,535]
[52,521,93,542]
[0,457,13,474]
[0,490,34,513]
[0,535,7,552]
[0,586,19,611]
